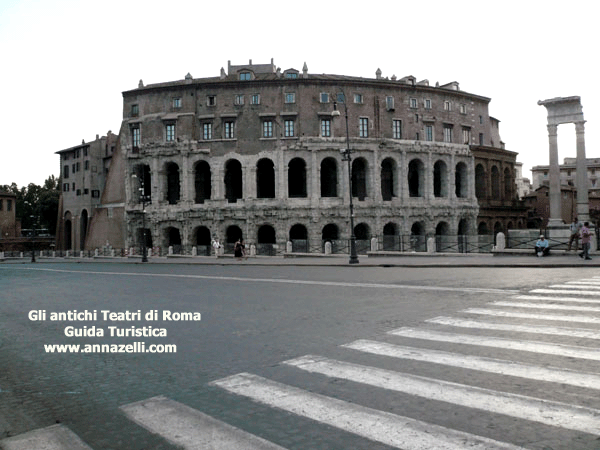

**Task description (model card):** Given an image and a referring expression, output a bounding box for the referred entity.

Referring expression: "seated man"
[535,235,550,257]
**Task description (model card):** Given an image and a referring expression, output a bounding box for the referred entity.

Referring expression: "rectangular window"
[460,104,467,114]
[224,121,235,139]
[392,119,402,139]
[63,184,69,192]
[234,94,244,105]
[207,95,216,106]
[386,96,395,111]
[131,104,139,117]
[7,199,11,211]
[462,127,471,144]
[479,133,484,145]
[84,160,89,170]
[263,120,273,138]
[354,94,363,104]
[424,99,432,109]
[92,190,100,198]
[63,165,69,178]
[425,125,433,142]
[285,93,295,104]
[132,126,140,149]
[321,118,331,137]
[320,93,329,103]
[76,162,80,172]
[284,119,295,137]
[0,199,3,210]
[76,189,81,196]
[165,123,175,142]
[444,101,452,111]
[359,118,369,138]
[410,98,417,108]
[84,188,89,195]
[443,124,453,143]
[172,97,182,108]
[240,72,251,81]
[202,122,212,140]
[251,94,260,105]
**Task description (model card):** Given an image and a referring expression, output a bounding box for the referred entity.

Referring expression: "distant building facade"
[78,60,526,254]
[0,191,18,239]
[55,132,117,251]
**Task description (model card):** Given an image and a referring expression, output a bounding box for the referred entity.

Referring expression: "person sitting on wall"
[535,235,550,257]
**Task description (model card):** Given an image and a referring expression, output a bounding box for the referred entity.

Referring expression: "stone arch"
[322,223,339,241]
[289,223,308,253]
[194,160,211,203]
[193,226,211,256]
[475,164,486,199]
[354,222,370,240]
[494,221,503,235]
[408,158,424,197]
[257,158,275,199]
[382,222,398,251]
[381,157,397,201]
[165,226,182,253]
[352,157,368,200]
[134,163,152,201]
[165,162,180,205]
[80,209,88,250]
[491,165,500,199]
[225,225,243,244]
[436,221,450,235]
[478,221,489,235]
[257,224,277,256]
[224,159,243,203]
[410,220,426,252]
[455,162,468,198]
[64,211,72,251]
[288,157,307,198]
[320,157,338,197]
[503,167,513,201]
[433,160,448,197]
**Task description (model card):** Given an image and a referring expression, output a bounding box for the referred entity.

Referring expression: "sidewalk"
[3,251,600,268]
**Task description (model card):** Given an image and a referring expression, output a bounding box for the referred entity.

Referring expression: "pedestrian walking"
[211,238,221,258]
[579,221,592,260]
[567,217,581,251]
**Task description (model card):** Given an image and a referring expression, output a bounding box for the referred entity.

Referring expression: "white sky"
[1,0,598,187]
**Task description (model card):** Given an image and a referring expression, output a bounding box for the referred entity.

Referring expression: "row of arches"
[133,156,471,205]
[138,218,474,254]
[62,209,89,251]
[475,163,515,201]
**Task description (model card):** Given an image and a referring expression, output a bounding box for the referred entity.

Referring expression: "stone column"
[575,121,589,221]
[547,124,563,226]
[311,151,319,204]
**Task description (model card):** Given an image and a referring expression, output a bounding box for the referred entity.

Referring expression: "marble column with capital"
[575,121,589,221]
[547,124,563,226]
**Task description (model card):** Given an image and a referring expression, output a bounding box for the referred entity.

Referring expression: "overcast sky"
[1,0,598,188]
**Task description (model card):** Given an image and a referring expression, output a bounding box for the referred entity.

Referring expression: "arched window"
[410,221,426,252]
[224,159,243,203]
[455,162,468,198]
[320,157,338,197]
[491,166,500,199]
[134,164,152,201]
[166,162,180,204]
[381,158,396,201]
[322,224,339,241]
[504,167,513,200]
[478,222,489,235]
[194,161,211,203]
[408,159,424,197]
[226,225,243,244]
[257,158,275,198]
[475,164,486,199]
[352,158,368,200]
[288,158,307,198]
[289,224,308,253]
[433,160,448,197]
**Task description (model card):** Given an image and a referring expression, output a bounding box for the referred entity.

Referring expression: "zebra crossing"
[3,276,600,449]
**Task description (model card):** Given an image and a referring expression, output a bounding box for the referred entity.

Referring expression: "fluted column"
[575,121,589,221]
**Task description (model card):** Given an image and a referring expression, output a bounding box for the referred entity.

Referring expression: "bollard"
[324,241,332,255]
[286,241,293,253]
[192,246,197,256]
[370,237,378,252]
[426,237,436,253]
[495,232,506,250]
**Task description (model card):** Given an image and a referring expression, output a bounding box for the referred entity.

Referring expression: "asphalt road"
[1,262,599,449]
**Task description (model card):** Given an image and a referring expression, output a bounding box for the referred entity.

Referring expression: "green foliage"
[0,175,60,235]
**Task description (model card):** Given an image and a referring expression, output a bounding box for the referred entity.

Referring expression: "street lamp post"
[30,214,37,263]
[333,96,359,264]
[132,173,149,262]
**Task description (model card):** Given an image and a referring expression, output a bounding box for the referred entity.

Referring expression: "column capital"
[547,124,558,135]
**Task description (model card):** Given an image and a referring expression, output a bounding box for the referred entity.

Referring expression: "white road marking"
[550,284,600,290]
[211,372,527,450]
[343,339,600,389]
[464,307,600,324]
[531,288,600,296]
[388,327,600,360]
[425,316,600,339]
[491,300,600,312]
[514,294,600,304]
[0,425,92,450]
[284,354,600,434]
[120,396,286,449]
[0,266,519,294]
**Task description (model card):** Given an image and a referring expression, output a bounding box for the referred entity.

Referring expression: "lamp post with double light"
[132,173,149,262]
[332,94,359,264]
